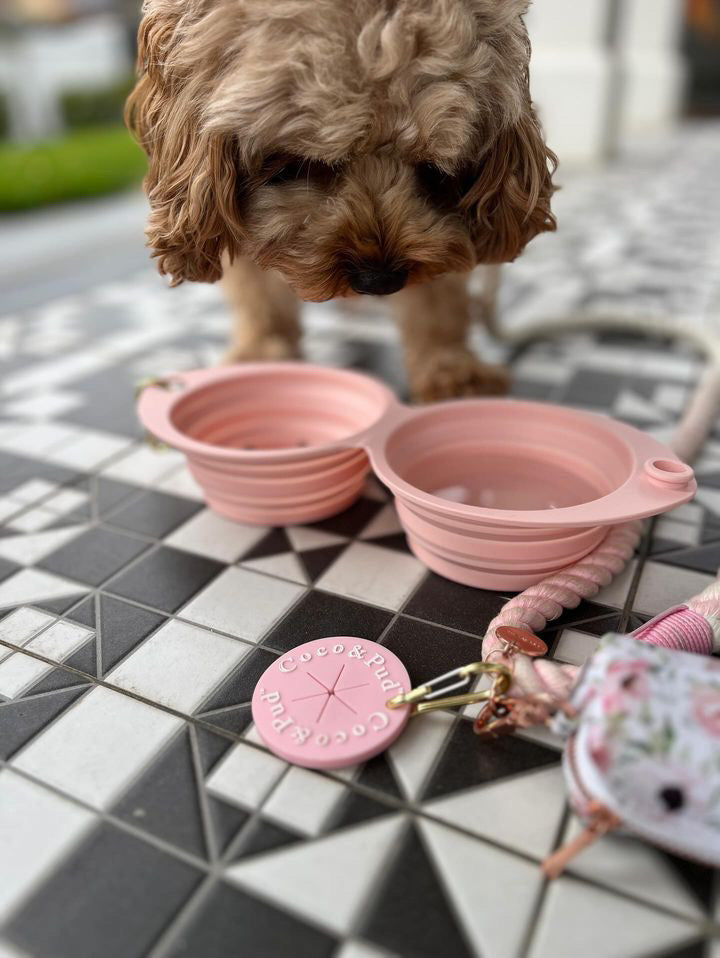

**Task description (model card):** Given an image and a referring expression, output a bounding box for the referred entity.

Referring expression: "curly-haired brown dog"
[127,0,556,401]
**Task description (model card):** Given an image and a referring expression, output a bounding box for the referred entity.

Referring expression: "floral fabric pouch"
[545,633,720,876]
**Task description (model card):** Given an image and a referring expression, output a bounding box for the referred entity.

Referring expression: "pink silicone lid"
[251,637,411,769]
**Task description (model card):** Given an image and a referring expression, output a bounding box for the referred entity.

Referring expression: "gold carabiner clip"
[386,661,512,715]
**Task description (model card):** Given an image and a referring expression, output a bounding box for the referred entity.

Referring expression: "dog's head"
[127,0,556,300]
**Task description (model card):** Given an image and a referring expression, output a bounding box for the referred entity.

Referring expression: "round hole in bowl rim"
[137,363,396,464]
[370,398,696,529]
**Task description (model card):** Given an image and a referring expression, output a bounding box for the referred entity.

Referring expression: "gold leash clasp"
[386,661,512,715]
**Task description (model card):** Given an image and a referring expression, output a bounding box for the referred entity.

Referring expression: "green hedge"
[60,75,135,130]
[0,126,147,212]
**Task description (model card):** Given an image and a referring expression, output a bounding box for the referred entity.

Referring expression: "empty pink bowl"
[137,364,395,525]
[137,363,696,589]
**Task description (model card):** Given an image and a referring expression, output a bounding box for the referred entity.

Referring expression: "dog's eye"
[416,163,450,191]
[416,163,473,207]
[266,156,335,185]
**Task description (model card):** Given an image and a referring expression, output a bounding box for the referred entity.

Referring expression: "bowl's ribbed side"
[186,450,371,525]
[394,495,606,590]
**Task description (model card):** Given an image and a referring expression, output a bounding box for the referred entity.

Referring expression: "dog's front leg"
[390,272,509,402]
[221,255,301,363]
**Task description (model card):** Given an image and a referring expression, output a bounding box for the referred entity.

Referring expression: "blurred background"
[0,0,718,312]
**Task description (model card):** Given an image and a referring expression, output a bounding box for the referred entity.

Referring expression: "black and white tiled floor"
[1,125,720,957]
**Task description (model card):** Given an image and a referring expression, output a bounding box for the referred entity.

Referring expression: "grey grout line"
[415,818,485,957]
[197,701,253,719]
[93,591,103,678]
[146,874,219,958]
[0,679,91,708]
[343,814,413,947]
[187,726,220,865]
[516,803,572,958]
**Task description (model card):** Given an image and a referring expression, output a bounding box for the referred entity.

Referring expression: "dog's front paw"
[408,349,510,403]
[223,335,300,364]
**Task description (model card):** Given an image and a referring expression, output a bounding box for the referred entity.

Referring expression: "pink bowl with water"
[137,363,696,590]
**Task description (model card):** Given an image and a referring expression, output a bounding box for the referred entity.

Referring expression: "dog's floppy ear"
[125,2,240,284]
[462,96,557,264]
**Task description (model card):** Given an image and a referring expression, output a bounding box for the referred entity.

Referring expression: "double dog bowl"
[137,363,695,590]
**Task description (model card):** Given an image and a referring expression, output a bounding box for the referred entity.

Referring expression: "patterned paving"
[0,125,720,957]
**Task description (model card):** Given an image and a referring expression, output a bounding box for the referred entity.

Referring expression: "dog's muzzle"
[348,262,408,296]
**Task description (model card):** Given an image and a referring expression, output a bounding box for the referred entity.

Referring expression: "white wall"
[526,0,611,167]
[526,0,686,168]
[616,0,686,139]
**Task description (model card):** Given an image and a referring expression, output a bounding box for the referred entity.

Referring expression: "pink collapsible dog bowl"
[137,362,696,590]
[136,364,395,525]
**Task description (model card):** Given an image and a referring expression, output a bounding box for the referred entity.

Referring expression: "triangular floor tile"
[0,558,20,584]
[202,705,253,736]
[422,719,559,800]
[386,711,455,801]
[312,498,383,538]
[655,542,720,574]
[0,685,87,759]
[665,943,710,958]
[22,666,92,697]
[362,533,410,553]
[425,763,565,858]
[199,649,275,714]
[355,754,403,800]
[225,814,406,935]
[95,477,140,516]
[63,637,97,677]
[696,488,720,516]
[66,595,96,629]
[358,504,403,540]
[360,823,473,958]
[243,552,308,584]
[529,874,697,958]
[562,819,707,920]
[299,545,347,582]
[660,853,716,915]
[33,594,88,616]
[0,569,88,611]
[98,595,165,675]
[329,791,397,831]
[234,819,301,860]
[242,529,293,561]
[286,527,347,551]
[0,525,87,566]
[418,819,544,958]
[209,796,250,855]
[112,728,207,859]
[159,879,338,957]
[362,478,389,503]
[193,726,234,776]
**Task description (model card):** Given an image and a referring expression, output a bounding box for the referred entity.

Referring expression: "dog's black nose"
[348,263,408,296]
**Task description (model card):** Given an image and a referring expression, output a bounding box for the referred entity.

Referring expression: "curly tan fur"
[127,0,556,399]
